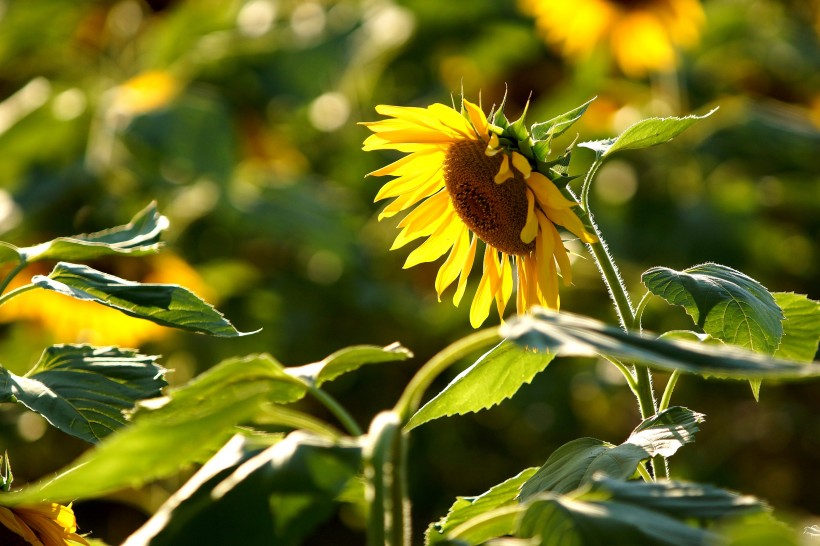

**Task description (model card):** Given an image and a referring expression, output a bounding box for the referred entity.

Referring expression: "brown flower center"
[444,140,534,256]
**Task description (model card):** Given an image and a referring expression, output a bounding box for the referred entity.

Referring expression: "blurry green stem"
[603,355,638,393]
[394,328,502,424]
[0,283,35,308]
[658,370,681,413]
[0,261,27,297]
[573,156,657,421]
[308,385,362,437]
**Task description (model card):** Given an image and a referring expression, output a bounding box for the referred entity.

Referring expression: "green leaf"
[406,342,554,430]
[503,308,820,380]
[0,354,304,506]
[16,202,169,263]
[772,293,820,362]
[578,109,717,158]
[642,263,784,354]
[0,345,165,443]
[517,476,764,546]
[285,342,413,387]
[33,262,252,337]
[427,468,538,545]
[530,98,595,141]
[519,407,704,500]
[126,432,361,546]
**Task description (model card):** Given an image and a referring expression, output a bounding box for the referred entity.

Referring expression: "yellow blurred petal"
[511,152,532,178]
[520,188,538,244]
[367,148,444,177]
[374,163,441,201]
[404,212,463,268]
[463,99,489,136]
[494,155,512,184]
[453,235,478,307]
[527,171,576,209]
[435,224,470,298]
[0,506,38,543]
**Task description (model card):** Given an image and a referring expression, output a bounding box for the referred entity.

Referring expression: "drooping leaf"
[427,468,538,545]
[32,262,252,337]
[642,263,784,354]
[125,432,361,546]
[15,202,169,263]
[530,97,595,141]
[0,354,304,506]
[286,342,413,387]
[0,345,165,443]
[406,342,554,430]
[517,476,764,546]
[772,293,820,362]
[519,407,704,500]
[578,109,717,158]
[503,308,820,380]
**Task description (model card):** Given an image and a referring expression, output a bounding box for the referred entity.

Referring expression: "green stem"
[0,260,27,298]
[633,291,652,332]
[658,370,680,413]
[634,364,657,420]
[394,328,502,424]
[636,461,654,483]
[603,355,638,394]
[0,284,36,307]
[308,386,362,437]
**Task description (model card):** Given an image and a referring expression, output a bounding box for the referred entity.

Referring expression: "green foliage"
[578,109,718,158]
[772,293,820,362]
[642,263,784,354]
[33,262,250,337]
[519,407,704,499]
[0,345,165,443]
[504,308,820,380]
[406,341,553,430]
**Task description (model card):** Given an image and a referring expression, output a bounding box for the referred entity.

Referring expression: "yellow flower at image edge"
[0,503,89,546]
[520,0,704,76]
[362,100,596,328]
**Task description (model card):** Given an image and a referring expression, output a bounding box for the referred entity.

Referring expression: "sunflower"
[519,0,705,76]
[0,502,89,546]
[363,99,596,327]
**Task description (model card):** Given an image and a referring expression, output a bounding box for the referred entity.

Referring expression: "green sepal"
[530,97,596,141]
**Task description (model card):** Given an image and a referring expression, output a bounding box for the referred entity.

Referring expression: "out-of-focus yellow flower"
[363,100,596,327]
[111,70,180,116]
[0,502,89,546]
[519,0,705,76]
[0,253,211,347]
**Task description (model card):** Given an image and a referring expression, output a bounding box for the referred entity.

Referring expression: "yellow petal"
[544,205,597,243]
[526,171,576,209]
[469,247,499,328]
[515,257,528,315]
[535,211,559,309]
[392,191,451,250]
[435,223,470,298]
[453,235,478,307]
[551,226,573,286]
[463,99,489,136]
[378,176,444,220]
[511,152,532,178]
[485,133,500,155]
[403,212,462,268]
[494,155,512,184]
[367,148,444,177]
[496,254,513,319]
[520,188,538,244]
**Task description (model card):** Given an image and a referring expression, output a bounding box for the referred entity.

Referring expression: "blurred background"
[0,0,817,543]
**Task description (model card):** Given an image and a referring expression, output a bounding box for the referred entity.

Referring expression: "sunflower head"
[363,95,597,327]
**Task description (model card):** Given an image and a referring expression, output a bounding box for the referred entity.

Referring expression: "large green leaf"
[427,467,538,545]
[518,479,762,546]
[772,292,820,362]
[406,342,554,430]
[0,354,304,506]
[10,202,168,264]
[124,432,361,546]
[0,345,165,443]
[33,262,252,337]
[578,109,716,157]
[642,264,784,354]
[519,407,703,500]
[285,342,413,387]
[503,309,820,380]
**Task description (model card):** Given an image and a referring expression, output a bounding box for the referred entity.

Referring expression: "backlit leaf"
[286,342,413,387]
[0,345,165,443]
[772,292,820,362]
[503,308,820,380]
[642,264,784,354]
[33,262,252,337]
[406,342,553,430]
